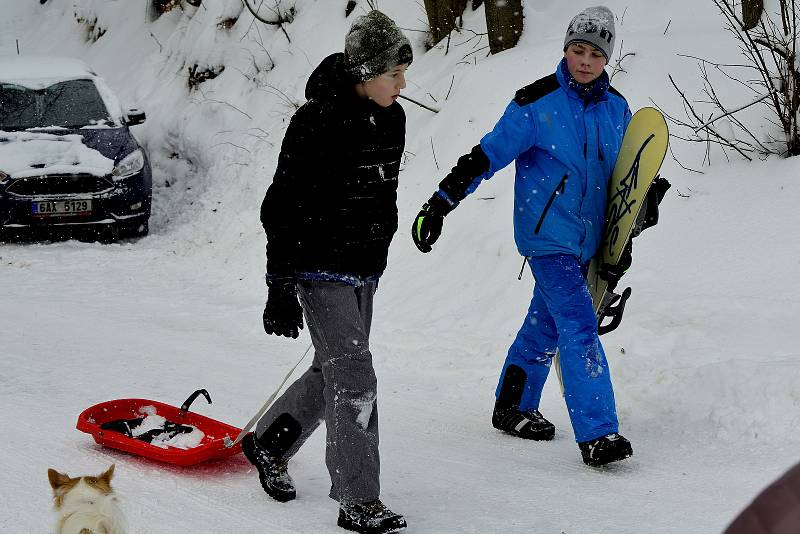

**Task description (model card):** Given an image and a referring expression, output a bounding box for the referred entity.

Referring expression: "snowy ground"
[2,1,799,532]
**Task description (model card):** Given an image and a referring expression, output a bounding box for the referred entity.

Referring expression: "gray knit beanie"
[344,10,413,83]
[563,6,615,61]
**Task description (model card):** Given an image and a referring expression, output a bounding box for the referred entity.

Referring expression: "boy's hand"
[597,241,632,291]
[263,279,303,338]
[412,193,454,253]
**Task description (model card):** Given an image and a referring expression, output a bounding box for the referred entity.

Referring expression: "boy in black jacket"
[242,10,412,534]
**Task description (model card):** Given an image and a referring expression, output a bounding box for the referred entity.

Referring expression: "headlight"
[112,149,145,181]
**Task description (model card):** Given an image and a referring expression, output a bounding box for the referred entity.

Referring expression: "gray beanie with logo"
[344,10,413,83]
[563,6,615,61]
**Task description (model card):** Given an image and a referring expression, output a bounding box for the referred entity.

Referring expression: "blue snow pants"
[496,254,619,442]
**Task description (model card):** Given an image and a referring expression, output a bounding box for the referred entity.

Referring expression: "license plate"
[31,199,92,217]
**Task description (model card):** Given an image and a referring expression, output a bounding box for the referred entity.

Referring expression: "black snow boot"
[492,403,555,441]
[491,364,555,441]
[338,500,407,534]
[241,433,296,502]
[578,433,633,467]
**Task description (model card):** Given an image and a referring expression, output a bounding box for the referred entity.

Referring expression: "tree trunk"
[424,0,468,45]
[741,0,763,31]
[484,0,523,54]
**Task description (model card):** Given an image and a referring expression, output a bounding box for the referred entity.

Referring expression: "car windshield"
[0,79,114,130]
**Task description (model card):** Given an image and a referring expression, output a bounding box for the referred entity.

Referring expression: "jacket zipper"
[597,122,604,161]
[534,174,568,235]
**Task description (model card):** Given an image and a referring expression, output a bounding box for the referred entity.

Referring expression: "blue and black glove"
[412,192,455,253]
[597,240,633,291]
[263,278,303,338]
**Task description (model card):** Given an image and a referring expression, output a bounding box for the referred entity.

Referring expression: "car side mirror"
[125,108,146,126]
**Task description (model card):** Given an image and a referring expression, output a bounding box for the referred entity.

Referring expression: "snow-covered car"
[0,55,151,239]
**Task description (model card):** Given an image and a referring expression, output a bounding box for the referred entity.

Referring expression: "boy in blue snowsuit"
[412,6,634,466]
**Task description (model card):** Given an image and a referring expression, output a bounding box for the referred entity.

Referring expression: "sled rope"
[225,342,313,448]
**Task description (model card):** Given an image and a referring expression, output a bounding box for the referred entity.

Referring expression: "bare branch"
[668,74,754,161]
[241,0,294,42]
[609,42,635,82]
[191,88,254,120]
[667,0,800,160]
[692,91,772,131]
[400,94,440,114]
[669,143,704,174]
[430,137,439,170]
[445,74,455,100]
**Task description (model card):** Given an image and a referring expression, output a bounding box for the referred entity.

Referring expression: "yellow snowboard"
[556,107,668,393]
[588,106,669,326]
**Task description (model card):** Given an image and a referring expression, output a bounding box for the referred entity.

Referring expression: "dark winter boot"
[578,433,633,467]
[491,364,555,441]
[338,500,406,534]
[241,433,296,502]
[492,403,555,440]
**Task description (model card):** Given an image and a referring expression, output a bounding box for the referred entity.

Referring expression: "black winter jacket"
[260,53,406,282]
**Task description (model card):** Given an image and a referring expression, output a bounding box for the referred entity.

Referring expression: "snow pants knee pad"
[258,412,302,458]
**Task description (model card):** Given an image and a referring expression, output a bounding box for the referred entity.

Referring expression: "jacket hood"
[305,53,356,102]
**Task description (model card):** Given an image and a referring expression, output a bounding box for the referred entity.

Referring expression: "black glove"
[412,192,455,253]
[263,279,303,338]
[633,175,671,237]
[597,240,632,291]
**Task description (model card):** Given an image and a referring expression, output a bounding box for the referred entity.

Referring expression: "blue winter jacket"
[438,60,631,263]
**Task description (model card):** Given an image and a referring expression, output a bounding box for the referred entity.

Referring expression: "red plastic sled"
[76,389,244,466]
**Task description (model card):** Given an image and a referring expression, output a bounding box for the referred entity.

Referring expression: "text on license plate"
[31,199,93,217]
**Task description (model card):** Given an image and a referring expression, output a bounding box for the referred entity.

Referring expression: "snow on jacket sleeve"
[437,99,537,204]
[260,103,324,281]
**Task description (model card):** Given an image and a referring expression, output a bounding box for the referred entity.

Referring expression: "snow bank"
[2,1,800,533]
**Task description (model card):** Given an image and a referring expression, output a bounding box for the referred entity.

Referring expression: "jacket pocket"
[534,174,568,235]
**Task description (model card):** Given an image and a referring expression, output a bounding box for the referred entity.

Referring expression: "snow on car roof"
[0,55,97,88]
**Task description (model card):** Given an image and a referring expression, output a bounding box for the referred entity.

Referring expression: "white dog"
[48,464,127,534]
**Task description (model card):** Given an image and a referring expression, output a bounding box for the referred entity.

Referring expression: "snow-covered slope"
[1,1,798,532]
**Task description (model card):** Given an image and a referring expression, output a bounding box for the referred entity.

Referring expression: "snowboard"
[555,107,668,393]
[587,106,669,333]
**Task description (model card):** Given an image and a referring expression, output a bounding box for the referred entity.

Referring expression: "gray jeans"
[256,279,380,504]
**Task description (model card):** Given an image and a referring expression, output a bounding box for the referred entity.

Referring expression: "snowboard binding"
[597,286,632,335]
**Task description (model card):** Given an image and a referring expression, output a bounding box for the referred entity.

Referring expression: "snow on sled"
[76,389,244,466]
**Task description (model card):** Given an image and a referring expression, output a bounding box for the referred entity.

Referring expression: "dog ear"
[48,468,71,489]
[99,464,115,483]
